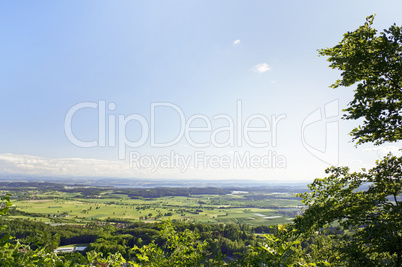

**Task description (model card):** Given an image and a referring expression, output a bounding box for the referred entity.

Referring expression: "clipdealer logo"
[64,99,340,172]
[64,100,288,171]
[301,99,339,166]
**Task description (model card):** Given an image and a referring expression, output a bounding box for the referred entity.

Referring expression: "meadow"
[3,183,305,227]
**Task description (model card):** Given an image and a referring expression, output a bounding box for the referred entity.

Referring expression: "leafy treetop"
[319,15,402,145]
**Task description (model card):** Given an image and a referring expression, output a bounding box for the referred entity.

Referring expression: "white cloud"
[0,153,225,179]
[233,39,241,45]
[251,63,271,73]
[0,153,134,177]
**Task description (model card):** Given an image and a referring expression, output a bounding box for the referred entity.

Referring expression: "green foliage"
[288,15,402,266]
[85,250,128,267]
[293,155,402,265]
[239,225,299,266]
[319,15,402,145]
[302,229,342,266]
[0,194,12,216]
[133,219,210,266]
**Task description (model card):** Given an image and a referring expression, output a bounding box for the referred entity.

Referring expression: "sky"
[0,0,401,182]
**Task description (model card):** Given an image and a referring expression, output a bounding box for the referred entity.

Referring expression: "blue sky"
[0,1,401,181]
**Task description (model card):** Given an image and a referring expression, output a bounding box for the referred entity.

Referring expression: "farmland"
[2,182,305,227]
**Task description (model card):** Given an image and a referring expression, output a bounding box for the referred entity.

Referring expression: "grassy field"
[7,189,304,227]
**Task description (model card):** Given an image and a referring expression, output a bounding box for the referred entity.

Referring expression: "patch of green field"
[10,190,303,226]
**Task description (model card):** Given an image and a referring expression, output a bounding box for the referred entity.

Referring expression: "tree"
[292,16,402,266]
[318,15,402,145]
[294,156,402,265]
[133,219,211,267]
[238,224,305,266]
[0,194,12,217]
